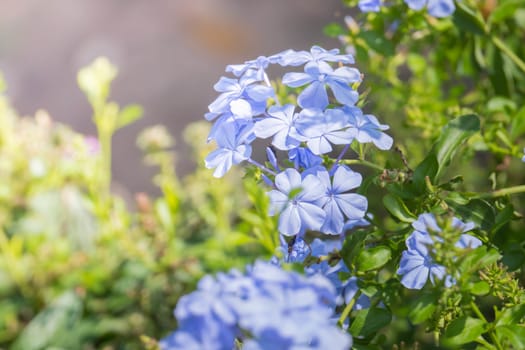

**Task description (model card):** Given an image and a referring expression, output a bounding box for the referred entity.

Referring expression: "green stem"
[470,301,503,350]
[491,36,525,75]
[358,143,365,160]
[338,291,360,327]
[475,185,525,199]
[341,159,384,172]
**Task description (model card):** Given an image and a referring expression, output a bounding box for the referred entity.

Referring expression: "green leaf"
[117,104,143,129]
[349,308,392,338]
[409,292,439,324]
[382,194,416,223]
[12,291,83,350]
[360,31,395,56]
[496,304,525,327]
[502,246,525,271]
[448,198,495,231]
[468,281,490,296]
[341,230,367,270]
[510,105,525,140]
[443,316,486,346]
[490,0,525,24]
[453,2,487,35]
[356,245,392,272]
[460,246,501,274]
[431,114,480,181]
[412,153,438,190]
[323,22,345,38]
[495,325,525,348]
[492,204,515,234]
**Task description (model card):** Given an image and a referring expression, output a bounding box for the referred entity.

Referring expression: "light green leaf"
[12,291,83,350]
[496,304,525,327]
[496,325,525,348]
[117,104,143,129]
[443,316,486,346]
[356,245,392,272]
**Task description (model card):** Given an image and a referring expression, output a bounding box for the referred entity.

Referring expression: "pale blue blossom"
[397,213,482,290]
[295,108,355,155]
[160,261,352,350]
[253,104,303,151]
[282,61,361,109]
[358,0,382,12]
[278,45,354,67]
[205,122,252,177]
[268,168,326,236]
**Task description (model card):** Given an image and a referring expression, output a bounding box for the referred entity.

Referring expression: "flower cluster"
[160,261,352,350]
[397,213,482,290]
[277,234,371,311]
[205,46,392,238]
[358,0,456,18]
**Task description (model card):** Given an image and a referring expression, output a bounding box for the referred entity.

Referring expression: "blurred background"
[0,0,347,195]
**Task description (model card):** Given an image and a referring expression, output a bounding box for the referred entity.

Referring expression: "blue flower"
[397,236,447,290]
[268,168,326,236]
[282,61,361,109]
[358,0,382,12]
[207,99,256,141]
[278,45,354,67]
[306,239,371,309]
[344,107,393,150]
[207,70,274,119]
[404,0,455,17]
[295,108,355,155]
[397,213,482,290]
[522,147,525,162]
[310,166,368,235]
[253,104,303,150]
[288,147,323,170]
[277,235,311,263]
[205,122,252,177]
[357,0,455,17]
[160,261,352,350]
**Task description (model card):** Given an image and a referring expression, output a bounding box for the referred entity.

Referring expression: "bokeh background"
[0,0,347,195]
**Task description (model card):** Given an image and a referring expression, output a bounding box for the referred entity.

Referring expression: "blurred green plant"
[0,57,267,349]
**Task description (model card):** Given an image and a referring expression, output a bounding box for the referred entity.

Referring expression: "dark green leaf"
[356,245,392,272]
[341,230,367,270]
[443,316,486,346]
[492,204,515,234]
[349,308,392,338]
[453,2,487,35]
[448,198,495,231]
[431,114,480,181]
[412,154,438,189]
[382,194,416,223]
